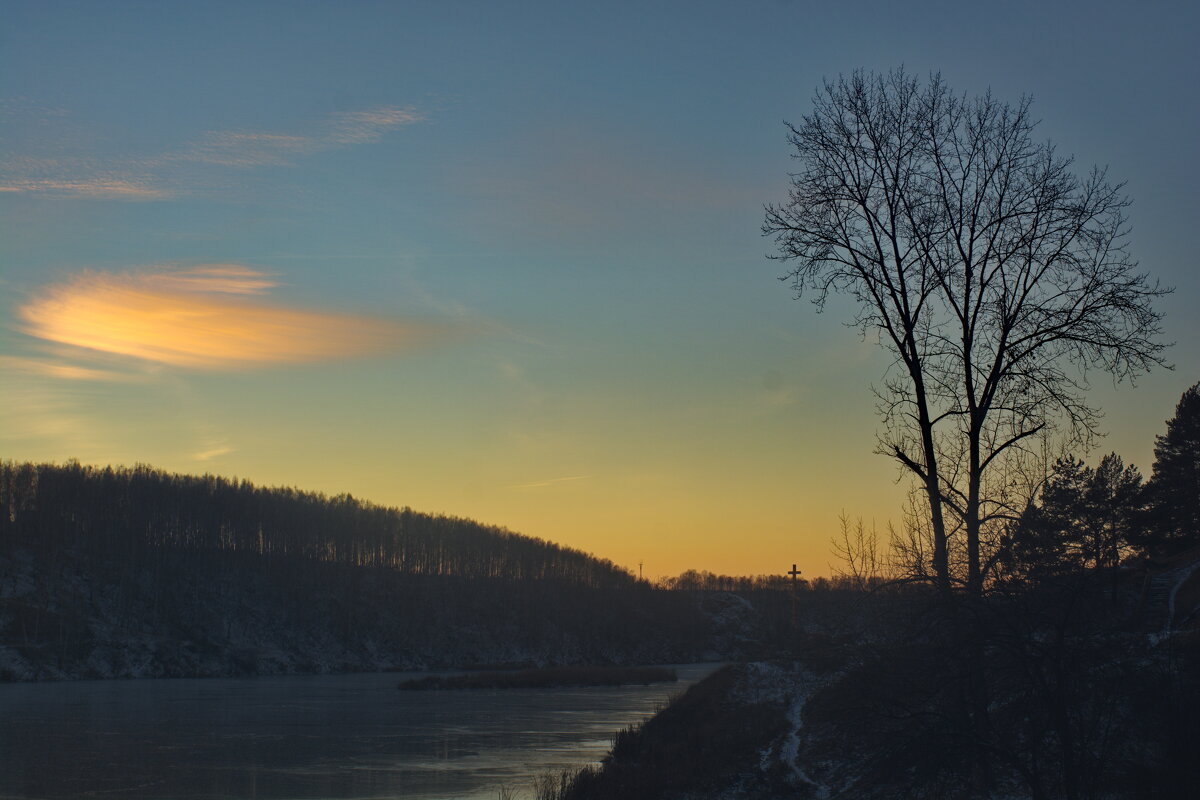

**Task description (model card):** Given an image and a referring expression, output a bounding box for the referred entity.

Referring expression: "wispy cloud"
[0,381,111,458]
[172,132,313,168]
[497,358,549,407]
[0,154,172,200]
[192,441,234,462]
[0,177,170,200]
[163,105,425,168]
[16,265,446,370]
[452,122,756,241]
[0,105,425,200]
[509,475,591,490]
[325,107,424,144]
[758,369,802,409]
[0,355,148,382]
[138,264,279,295]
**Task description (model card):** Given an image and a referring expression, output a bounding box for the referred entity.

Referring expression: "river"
[0,664,718,799]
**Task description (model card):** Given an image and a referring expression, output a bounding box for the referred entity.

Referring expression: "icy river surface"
[0,664,718,799]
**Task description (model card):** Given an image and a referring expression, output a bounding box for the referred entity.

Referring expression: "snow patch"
[1166,560,1200,631]
[783,689,831,798]
[736,661,834,797]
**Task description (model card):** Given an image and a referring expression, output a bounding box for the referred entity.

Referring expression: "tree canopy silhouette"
[764,68,1170,596]
[1009,453,1142,583]
[1146,382,1200,551]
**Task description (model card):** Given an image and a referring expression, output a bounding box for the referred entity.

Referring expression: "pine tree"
[1010,457,1085,580]
[1081,453,1143,572]
[1146,382,1200,551]
[1010,453,1142,581]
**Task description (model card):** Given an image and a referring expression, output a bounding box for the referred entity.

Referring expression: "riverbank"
[398,665,677,690]
[542,662,822,799]
[0,544,715,682]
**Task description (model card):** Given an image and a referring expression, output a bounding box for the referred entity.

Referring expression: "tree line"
[0,461,636,589]
[1006,382,1200,584]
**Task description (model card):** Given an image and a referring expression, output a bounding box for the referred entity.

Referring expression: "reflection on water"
[0,664,717,799]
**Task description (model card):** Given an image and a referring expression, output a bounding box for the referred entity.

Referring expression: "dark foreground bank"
[543,662,810,799]
[543,582,1200,800]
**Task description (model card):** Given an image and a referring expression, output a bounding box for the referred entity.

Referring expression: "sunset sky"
[2,0,1198,579]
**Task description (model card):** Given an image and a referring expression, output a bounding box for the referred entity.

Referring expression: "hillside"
[0,461,634,586]
[0,461,716,680]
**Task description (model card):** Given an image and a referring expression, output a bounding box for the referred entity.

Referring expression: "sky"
[2,0,1198,579]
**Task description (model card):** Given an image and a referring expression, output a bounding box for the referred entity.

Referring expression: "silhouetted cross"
[788,563,801,630]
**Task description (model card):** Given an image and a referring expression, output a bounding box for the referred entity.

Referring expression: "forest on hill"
[0,460,808,681]
[0,460,634,586]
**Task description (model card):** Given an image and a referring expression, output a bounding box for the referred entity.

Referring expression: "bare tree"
[831,512,887,590]
[764,69,1169,596]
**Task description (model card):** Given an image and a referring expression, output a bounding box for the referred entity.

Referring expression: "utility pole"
[638,561,644,580]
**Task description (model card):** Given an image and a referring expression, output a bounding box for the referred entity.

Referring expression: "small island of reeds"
[397,665,678,691]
